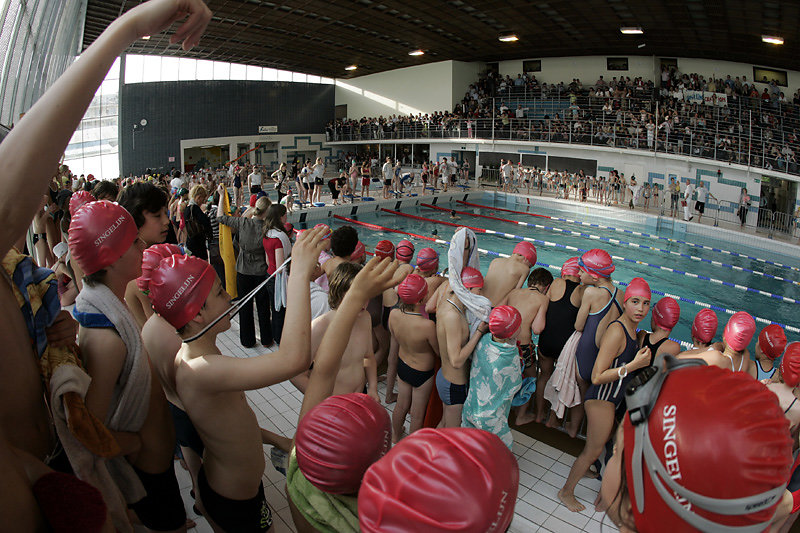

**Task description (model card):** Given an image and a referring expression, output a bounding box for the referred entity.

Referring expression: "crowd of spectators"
[326,67,800,176]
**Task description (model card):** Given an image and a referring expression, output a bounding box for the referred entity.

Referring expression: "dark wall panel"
[120,80,334,175]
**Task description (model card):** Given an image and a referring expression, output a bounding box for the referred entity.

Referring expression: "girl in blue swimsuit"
[558,277,653,513]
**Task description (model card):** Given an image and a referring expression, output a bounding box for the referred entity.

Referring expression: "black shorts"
[314,178,323,185]
[384,179,392,186]
[198,466,272,532]
[128,463,186,531]
[696,201,705,213]
[302,182,310,190]
[250,185,262,194]
[168,401,204,456]
[397,357,434,388]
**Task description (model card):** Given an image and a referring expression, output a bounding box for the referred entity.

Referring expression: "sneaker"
[270,447,288,476]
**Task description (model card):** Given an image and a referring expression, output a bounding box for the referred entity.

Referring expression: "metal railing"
[326,94,800,178]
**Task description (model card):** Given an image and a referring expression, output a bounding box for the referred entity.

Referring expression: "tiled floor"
[177,314,606,533]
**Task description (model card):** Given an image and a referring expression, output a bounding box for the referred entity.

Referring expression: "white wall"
[335,61,455,118]
[497,55,800,95]
[451,60,484,107]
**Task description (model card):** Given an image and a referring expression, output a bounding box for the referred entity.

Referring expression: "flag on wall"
[220,187,237,298]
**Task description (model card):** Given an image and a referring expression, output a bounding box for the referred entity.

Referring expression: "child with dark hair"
[319,225,359,281]
[262,204,292,343]
[92,180,119,202]
[117,181,171,329]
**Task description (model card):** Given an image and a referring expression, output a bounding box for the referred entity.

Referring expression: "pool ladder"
[657,204,675,234]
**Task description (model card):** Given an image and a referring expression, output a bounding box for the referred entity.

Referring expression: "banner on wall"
[672,90,728,107]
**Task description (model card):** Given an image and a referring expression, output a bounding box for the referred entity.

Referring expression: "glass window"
[178,57,196,80]
[292,72,307,83]
[320,77,334,84]
[263,68,277,81]
[246,65,262,81]
[229,63,247,80]
[125,54,145,83]
[212,61,228,80]
[141,56,162,82]
[306,75,321,84]
[160,56,180,81]
[196,60,214,80]
[277,70,292,82]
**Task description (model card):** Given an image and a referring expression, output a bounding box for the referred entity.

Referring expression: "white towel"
[447,228,491,333]
[544,331,582,419]
[74,283,151,503]
[267,229,292,310]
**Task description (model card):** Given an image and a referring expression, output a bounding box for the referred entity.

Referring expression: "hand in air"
[123,0,212,51]
[350,256,405,302]
[291,226,329,278]
[631,346,652,370]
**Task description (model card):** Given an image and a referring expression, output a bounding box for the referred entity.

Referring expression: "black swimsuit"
[538,280,580,359]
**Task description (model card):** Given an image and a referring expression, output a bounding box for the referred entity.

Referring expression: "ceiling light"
[762,35,784,45]
[345,65,358,71]
[409,49,425,56]
[142,35,151,40]
[498,34,519,42]
[620,27,643,35]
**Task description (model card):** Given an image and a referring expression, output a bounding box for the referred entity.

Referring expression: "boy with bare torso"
[383,239,416,403]
[504,268,553,425]
[148,227,327,532]
[292,262,379,402]
[482,241,537,306]
[388,274,439,442]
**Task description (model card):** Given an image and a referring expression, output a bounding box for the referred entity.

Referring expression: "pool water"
[315,193,800,351]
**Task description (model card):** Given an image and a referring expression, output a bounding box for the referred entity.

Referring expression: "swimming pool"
[307,191,800,351]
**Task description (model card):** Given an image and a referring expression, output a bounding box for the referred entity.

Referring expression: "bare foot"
[594,491,607,513]
[583,466,599,479]
[545,411,560,429]
[514,409,538,426]
[565,419,580,438]
[558,489,586,512]
[385,391,397,404]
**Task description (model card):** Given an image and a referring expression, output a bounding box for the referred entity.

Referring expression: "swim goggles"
[625,354,787,532]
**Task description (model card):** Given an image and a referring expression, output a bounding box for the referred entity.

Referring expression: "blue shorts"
[436,369,468,406]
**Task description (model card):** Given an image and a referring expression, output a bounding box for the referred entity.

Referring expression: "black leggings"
[264,277,285,344]
[237,272,272,347]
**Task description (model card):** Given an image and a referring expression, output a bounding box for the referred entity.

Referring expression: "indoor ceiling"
[83,0,800,79]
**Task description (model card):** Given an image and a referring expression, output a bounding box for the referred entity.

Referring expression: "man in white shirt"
[684,178,695,221]
[694,182,716,222]
[170,174,183,193]
[439,158,450,192]
[382,157,393,199]
[500,159,513,192]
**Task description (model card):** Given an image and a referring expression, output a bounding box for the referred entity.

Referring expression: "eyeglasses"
[625,355,786,530]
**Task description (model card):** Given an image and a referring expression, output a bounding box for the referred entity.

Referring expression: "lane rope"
[457,200,800,274]
[381,208,800,305]
[333,215,800,342]
[423,203,800,288]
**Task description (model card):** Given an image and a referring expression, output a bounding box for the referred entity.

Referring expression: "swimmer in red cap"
[483,241,537,306]
[349,240,366,265]
[462,305,524,448]
[752,324,787,381]
[504,268,554,425]
[638,296,682,359]
[294,263,379,403]
[560,277,653,513]
[71,201,189,530]
[572,249,621,435]
[600,359,794,531]
[765,343,800,432]
[359,428,519,533]
[382,240,417,403]
[681,308,718,352]
[413,247,446,313]
[147,227,332,532]
[680,311,755,374]
[538,257,585,428]
[388,274,438,442]
[429,266,487,428]
[287,254,404,531]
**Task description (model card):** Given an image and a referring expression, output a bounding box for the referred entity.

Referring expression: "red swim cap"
[375,240,395,260]
[691,309,718,344]
[416,247,439,272]
[461,266,484,289]
[561,256,580,278]
[87,174,94,181]
[652,297,680,331]
[136,243,182,292]
[296,393,391,495]
[623,365,792,531]
[68,201,139,275]
[397,274,428,305]
[781,343,800,387]
[148,254,217,329]
[489,305,522,339]
[578,248,615,278]
[314,223,332,237]
[249,194,258,207]
[396,239,415,262]
[624,277,651,303]
[68,190,96,217]
[512,241,537,266]
[350,241,365,261]
[359,428,519,533]
[723,311,756,352]
[759,324,787,360]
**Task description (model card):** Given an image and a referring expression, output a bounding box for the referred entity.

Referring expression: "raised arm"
[0,0,211,257]
[299,257,404,421]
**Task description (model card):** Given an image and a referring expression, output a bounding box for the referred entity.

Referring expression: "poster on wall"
[670,90,728,107]
[258,125,278,133]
